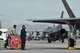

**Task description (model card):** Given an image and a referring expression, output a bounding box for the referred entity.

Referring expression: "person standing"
[11,25,17,35]
[20,25,26,50]
[5,25,17,48]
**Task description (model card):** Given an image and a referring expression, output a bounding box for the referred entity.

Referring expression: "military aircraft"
[44,11,68,43]
[27,0,80,45]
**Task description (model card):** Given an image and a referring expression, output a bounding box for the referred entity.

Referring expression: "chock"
[68,47,76,50]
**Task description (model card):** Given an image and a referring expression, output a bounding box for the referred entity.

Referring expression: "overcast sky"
[0,0,80,28]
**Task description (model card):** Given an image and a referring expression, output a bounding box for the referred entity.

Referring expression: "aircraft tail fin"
[62,0,76,18]
[60,11,64,18]
[56,11,64,28]
[62,0,76,32]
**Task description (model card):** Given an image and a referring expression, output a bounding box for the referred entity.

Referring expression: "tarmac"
[0,39,80,53]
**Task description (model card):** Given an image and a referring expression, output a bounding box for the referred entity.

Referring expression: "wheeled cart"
[7,35,21,49]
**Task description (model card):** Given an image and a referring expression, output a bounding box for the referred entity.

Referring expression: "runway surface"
[0,39,80,53]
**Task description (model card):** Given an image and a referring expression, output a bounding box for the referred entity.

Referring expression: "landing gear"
[68,38,75,47]
[68,25,76,50]
[48,37,52,43]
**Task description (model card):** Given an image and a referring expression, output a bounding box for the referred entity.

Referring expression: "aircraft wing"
[27,18,80,25]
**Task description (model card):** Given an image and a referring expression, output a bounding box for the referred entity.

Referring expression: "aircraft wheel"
[48,38,52,43]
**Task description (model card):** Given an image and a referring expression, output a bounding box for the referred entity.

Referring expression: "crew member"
[20,25,26,50]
